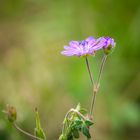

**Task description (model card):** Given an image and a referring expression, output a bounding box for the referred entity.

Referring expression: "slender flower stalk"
[85,57,94,85]
[89,55,107,116]
[96,55,108,86]
[85,57,96,116]
[13,122,43,140]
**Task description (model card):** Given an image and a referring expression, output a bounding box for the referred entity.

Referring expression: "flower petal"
[86,36,95,41]
[69,41,79,48]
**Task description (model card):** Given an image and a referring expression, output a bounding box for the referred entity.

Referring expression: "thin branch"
[62,109,73,134]
[13,122,43,140]
[72,109,87,120]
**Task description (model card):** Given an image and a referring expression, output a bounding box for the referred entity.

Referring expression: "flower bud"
[6,105,17,122]
[103,45,113,55]
[102,37,116,55]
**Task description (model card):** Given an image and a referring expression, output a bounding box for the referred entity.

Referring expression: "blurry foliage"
[0,0,140,140]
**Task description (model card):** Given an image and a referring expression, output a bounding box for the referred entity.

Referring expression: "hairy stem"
[62,109,73,134]
[90,55,107,115]
[13,122,43,140]
[85,57,96,116]
[85,57,94,85]
[96,55,107,86]
[89,89,97,115]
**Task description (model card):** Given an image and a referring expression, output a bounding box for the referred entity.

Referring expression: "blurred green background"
[0,0,140,140]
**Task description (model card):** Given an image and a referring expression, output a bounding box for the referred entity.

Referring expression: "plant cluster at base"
[59,104,93,140]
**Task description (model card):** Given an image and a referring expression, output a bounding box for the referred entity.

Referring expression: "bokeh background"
[0,0,140,140]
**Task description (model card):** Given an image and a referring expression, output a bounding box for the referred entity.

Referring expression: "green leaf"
[75,118,83,125]
[85,119,94,127]
[70,118,82,131]
[75,103,81,111]
[72,129,79,139]
[35,108,46,140]
[81,124,91,139]
[79,108,88,115]
[75,103,88,115]
[74,119,83,130]
[67,132,73,140]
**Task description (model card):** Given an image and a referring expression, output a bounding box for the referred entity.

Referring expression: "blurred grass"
[0,0,140,140]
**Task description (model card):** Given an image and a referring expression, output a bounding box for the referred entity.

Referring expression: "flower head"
[61,36,105,57]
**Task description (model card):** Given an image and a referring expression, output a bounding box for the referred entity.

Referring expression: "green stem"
[62,109,73,134]
[13,122,43,140]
